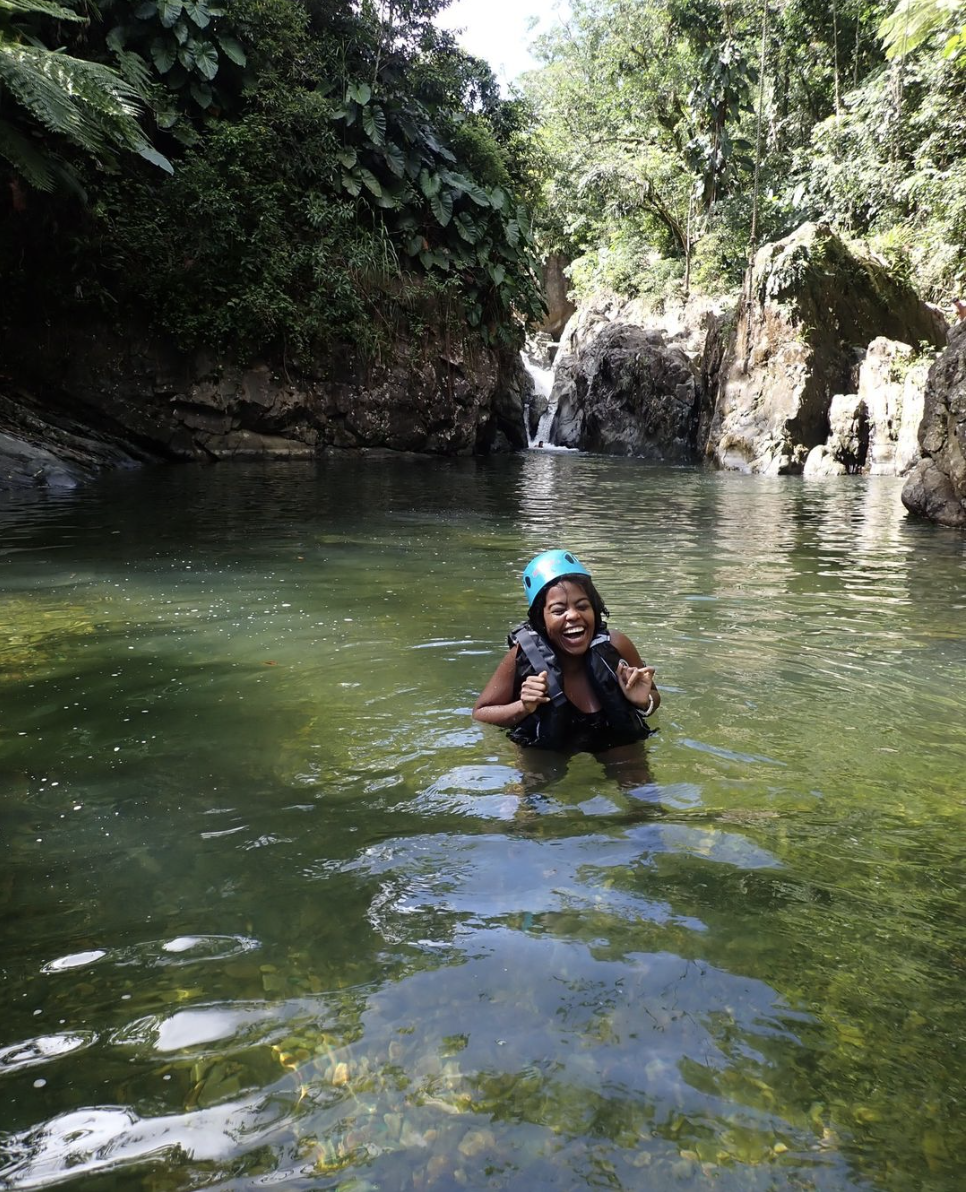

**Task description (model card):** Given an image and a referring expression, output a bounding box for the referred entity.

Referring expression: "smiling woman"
[472,548,660,752]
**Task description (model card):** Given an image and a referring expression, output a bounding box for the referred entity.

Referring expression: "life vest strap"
[510,625,568,707]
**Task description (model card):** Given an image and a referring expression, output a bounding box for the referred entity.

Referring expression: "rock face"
[550,322,700,459]
[901,321,966,527]
[801,338,933,478]
[0,323,528,489]
[537,254,576,343]
[704,223,947,473]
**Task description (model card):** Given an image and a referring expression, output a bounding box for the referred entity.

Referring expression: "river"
[1,452,964,1192]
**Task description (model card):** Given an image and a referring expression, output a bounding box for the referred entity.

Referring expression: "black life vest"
[506,622,652,751]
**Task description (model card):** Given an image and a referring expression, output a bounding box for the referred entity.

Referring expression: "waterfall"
[520,351,559,447]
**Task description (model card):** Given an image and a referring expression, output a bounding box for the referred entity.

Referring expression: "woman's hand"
[520,670,550,715]
[617,659,657,710]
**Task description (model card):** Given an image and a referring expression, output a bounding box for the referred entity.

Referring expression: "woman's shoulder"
[606,629,643,666]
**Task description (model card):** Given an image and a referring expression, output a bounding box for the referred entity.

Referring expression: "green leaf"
[336,147,357,169]
[419,168,441,198]
[106,26,127,53]
[362,104,386,146]
[192,39,219,80]
[183,0,210,27]
[173,21,188,45]
[505,220,520,248]
[358,167,382,197]
[158,0,184,29]
[341,172,361,197]
[488,263,506,285]
[150,37,177,74]
[347,81,371,105]
[190,80,212,107]
[488,186,506,211]
[135,1,157,17]
[454,212,480,243]
[216,35,246,67]
[137,143,174,173]
[419,248,434,270]
[382,141,405,177]
[405,233,424,256]
[466,305,482,328]
[430,189,453,226]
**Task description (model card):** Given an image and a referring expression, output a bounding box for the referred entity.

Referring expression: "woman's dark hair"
[529,573,609,637]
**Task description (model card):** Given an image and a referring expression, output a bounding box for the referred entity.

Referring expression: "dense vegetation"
[0,0,544,360]
[523,0,966,308]
[2,0,964,369]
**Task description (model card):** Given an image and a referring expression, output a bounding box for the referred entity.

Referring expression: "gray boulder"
[704,223,947,473]
[902,321,966,527]
[550,322,700,459]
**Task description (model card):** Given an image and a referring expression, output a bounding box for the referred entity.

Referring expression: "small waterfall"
[520,351,559,447]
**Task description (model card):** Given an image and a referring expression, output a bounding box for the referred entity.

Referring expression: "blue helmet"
[522,549,591,609]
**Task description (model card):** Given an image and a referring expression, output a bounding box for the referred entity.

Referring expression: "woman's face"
[541,580,596,657]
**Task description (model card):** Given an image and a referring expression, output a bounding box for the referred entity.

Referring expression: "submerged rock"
[704,223,947,474]
[902,321,966,527]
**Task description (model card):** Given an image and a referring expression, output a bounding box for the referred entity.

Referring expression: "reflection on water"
[1,455,965,1191]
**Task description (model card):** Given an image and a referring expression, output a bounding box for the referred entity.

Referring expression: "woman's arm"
[610,630,661,713]
[472,647,550,728]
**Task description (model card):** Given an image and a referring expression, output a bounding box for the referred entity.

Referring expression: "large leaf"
[347,81,371,105]
[1,0,83,18]
[158,0,184,30]
[192,38,219,80]
[137,142,174,173]
[190,80,212,108]
[361,104,386,146]
[430,189,453,226]
[215,34,246,67]
[488,263,506,286]
[454,211,480,243]
[336,147,357,169]
[183,0,210,28]
[341,172,361,197]
[488,186,506,211]
[382,141,405,177]
[150,36,177,74]
[358,167,382,197]
[418,168,441,198]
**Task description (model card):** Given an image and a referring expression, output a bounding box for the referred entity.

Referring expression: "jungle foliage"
[524,0,966,307]
[1,0,544,358]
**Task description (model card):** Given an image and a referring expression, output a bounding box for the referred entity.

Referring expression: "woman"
[473,549,660,752]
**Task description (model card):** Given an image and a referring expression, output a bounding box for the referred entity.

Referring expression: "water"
[1,453,965,1192]
[520,354,557,445]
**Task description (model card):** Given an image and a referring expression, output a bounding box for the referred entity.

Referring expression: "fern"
[0,115,55,188]
[0,0,172,187]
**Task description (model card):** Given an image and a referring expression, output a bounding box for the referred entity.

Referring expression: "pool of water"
[1,453,965,1192]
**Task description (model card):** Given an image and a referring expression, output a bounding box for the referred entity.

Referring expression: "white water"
[520,351,559,447]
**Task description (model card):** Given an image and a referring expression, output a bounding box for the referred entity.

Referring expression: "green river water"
[1,452,965,1192]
